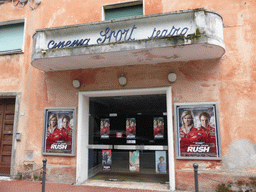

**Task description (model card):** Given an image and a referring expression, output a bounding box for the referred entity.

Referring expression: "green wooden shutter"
[0,23,24,52]
[105,4,143,21]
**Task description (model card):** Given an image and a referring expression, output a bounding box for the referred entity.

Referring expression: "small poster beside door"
[155,151,167,174]
[126,118,136,139]
[153,117,164,139]
[129,150,140,172]
[102,150,112,170]
[100,118,110,139]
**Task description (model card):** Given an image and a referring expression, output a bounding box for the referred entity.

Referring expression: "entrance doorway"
[0,98,15,175]
[88,94,168,183]
[76,87,175,190]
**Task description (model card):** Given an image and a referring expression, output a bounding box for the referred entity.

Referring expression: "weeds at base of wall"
[215,177,256,192]
[14,171,43,181]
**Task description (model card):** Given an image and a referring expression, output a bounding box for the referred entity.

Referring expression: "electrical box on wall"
[16,133,21,141]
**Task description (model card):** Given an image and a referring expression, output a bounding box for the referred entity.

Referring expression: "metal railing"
[42,159,47,192]
[193,163,256,192]
[6,159,47,192]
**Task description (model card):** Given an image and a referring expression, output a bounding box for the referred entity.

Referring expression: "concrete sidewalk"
[0,178,192,192]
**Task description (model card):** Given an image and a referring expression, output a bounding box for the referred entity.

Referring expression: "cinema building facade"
[0,0,255,191]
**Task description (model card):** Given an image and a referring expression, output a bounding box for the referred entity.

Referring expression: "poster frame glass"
[174,102,222,160]
[42,107,76,156]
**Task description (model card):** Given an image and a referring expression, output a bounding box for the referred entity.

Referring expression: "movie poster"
[155,151,167,174]
[126,118,136,139]
[102,150,112,170]
[42,107,76,156]
[174,103,221,159]
[153,117,164,139]
[100,118,110,139]
[129,150,140,172]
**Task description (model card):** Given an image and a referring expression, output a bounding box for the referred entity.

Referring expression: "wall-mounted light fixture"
[12,0,41,9]
[168,72,177,83]
[73,79,80,88]
[16,133,21,141]
[28,0,41,10]
[118,74,127,86]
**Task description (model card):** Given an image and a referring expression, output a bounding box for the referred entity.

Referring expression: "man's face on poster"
[200,115,209,128]
[183,115,192,126]
[62,118,69,128]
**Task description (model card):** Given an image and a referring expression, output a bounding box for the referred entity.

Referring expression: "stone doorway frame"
[76,87,175,190]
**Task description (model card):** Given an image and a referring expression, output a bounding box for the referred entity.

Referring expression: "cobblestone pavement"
[0,177,191,192]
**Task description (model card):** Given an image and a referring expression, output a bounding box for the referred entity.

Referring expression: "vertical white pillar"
[76,93,89,184]
[166,87,176,191]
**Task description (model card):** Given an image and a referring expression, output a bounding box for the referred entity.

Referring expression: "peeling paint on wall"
[223,139,256,170]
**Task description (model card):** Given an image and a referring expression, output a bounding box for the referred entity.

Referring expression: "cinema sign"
[31,8,225,71]
[47,25,190,49]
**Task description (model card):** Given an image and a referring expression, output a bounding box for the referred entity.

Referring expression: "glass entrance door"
[88,94,169,183]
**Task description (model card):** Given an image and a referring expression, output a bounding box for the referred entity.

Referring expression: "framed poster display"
[100,118,110,139]
[155,151,167,174]
[129,150,140,172]
[102,150,112,170]
[153,117,164,139]
[42,107,76,156]
[126,118,136,139]
[174,103,221,160]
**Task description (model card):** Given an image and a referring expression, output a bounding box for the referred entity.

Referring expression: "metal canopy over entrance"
[31,9,225,72]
